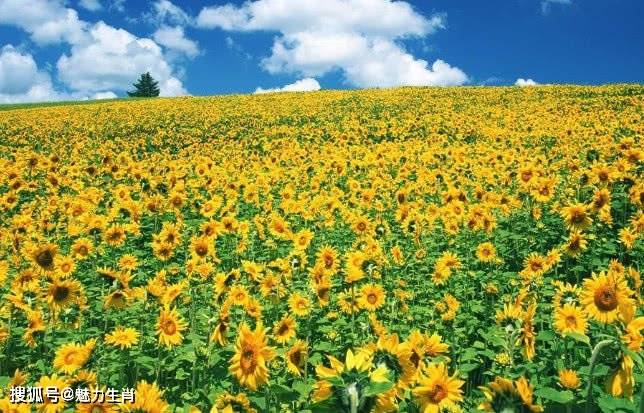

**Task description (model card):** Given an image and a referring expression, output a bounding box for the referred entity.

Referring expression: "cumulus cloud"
[79,0,102,12]
[541,0,572,14]
[91,91,117,99]
[57,22,187,96]
[197,0,466,88]
[153,25,200,58]
[254,77,321,94]
[0,0,188,100]
[0,0,88,45]
[515,78,538,86]
[0,45,64,103]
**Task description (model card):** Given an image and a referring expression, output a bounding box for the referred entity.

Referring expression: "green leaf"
[534,387,574,404]
[536,330,556,342]
[458,363,480,373]
[362,380,393,397]
[564,332,590,345]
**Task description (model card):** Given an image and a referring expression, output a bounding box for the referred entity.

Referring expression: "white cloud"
[153,25,200,58]
[197,0,466,88]
[0,45,65,103]
[254,77,321,94]
[79,0,102,12]
[541,0,572,14]
[0,0,188,100]
[57,22,187,96]
[91,91,117,99]
[0,0,88,45]
[515,78,538,86]
[151,0,191,26]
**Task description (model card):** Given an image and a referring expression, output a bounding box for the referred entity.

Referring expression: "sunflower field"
[0,85,642,413]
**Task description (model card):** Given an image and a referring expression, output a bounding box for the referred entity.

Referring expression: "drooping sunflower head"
[285,340,307,377]
[31,243,58,271]
[558,369,581,389]
[478,376,543,412]
[272,315,297,344]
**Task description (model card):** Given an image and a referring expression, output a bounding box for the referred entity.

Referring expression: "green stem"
[585,339,613,413]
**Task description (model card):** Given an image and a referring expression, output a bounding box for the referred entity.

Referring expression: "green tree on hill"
[127,72,160,97]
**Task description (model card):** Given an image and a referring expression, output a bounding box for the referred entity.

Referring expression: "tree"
[127,72,160,97]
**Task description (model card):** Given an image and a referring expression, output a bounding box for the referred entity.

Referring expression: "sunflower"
[285,340,307,376]
[621,317,644,351]
[268,214,290,239]
[156,307,187,348]
[287,292,310,317]
[292,229,314,250]
[55,255,76,278]
[581,271,633,323]
[36,374,69,413]
[558,369,581,390]
[591,188,611,211]
[273,315,297,344]
[75,389,118,413]
[104,224,127,246]
[553,303,587,336]
[46,278,81,310]
[364,334,417,392]
[606,355,634,398]
[412,363,464,413]
[53,339,95,374]
[478,376,543,412]
[552,281,581,307]
[23,309,45,347]
[564,230,587,257]
[191,235,214,259]
[213,391,257,413]
[476,242,497,263]
[229,323,276,391]
[351,214,372,235]
[30,243,58,271]
[358,283,386,312]
[121,380,169,413]
[105,326,140,349]
[561,203,592,231]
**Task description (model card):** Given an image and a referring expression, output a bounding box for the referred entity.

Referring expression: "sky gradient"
[0,0,642,103]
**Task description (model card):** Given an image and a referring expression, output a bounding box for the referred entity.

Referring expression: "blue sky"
[0,0,642,103]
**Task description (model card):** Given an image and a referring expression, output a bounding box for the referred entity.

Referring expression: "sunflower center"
[593,287,618,311]
[241,348,257,371]
[570,211,585,224]
[107,231,123,241]
[195,244,208,257]
[367,293,377,305]
[64,351,78,364]
[426,383,448,403]
[277,323,289,336]
[162,320,177,335]
[290,350,302,365]
[357,222,366,231]
[323,256,333,268]
[92,406,105,413]
[36,250,54,268]
[565,315,578,328]
[53,286,70,302]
